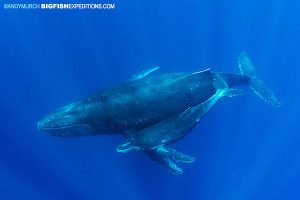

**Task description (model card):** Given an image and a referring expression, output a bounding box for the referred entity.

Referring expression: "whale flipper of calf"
[37,53,280,174]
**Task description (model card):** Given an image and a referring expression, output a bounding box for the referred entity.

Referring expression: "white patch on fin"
[131,66,159,80]
[117,141,141,153]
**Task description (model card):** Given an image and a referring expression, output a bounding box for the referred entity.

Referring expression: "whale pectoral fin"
[158,157,183,175]
[131,66,159,80]
[146,145,195,174]
[117,141,141,153]
[147,150,183,174]
[164,148,195,163]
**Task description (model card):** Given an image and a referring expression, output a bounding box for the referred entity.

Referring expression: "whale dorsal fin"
[191,68,211,75]
[131,66,159,80]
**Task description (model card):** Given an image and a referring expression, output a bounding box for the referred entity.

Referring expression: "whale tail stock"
[238,52,281,107]
[213,72,247,99]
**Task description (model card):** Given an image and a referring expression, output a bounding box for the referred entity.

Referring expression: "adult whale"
[37,53,280,174]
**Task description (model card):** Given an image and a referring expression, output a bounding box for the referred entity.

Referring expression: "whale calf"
[37,53,280,174]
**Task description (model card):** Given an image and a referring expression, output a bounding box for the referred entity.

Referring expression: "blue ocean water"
[1,0,300,199]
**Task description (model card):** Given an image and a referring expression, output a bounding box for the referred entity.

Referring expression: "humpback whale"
[37,53,280,174]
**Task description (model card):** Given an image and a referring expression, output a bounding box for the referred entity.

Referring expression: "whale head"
[37,101,96,137]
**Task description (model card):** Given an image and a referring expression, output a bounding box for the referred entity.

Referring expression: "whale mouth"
[37,122,94,137]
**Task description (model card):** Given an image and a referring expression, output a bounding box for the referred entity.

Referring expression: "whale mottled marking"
[37,53,280,174]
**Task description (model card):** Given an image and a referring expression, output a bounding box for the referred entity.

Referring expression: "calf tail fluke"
[238,52,281,107]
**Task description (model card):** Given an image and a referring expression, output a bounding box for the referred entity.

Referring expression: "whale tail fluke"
[238,52,281,107]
